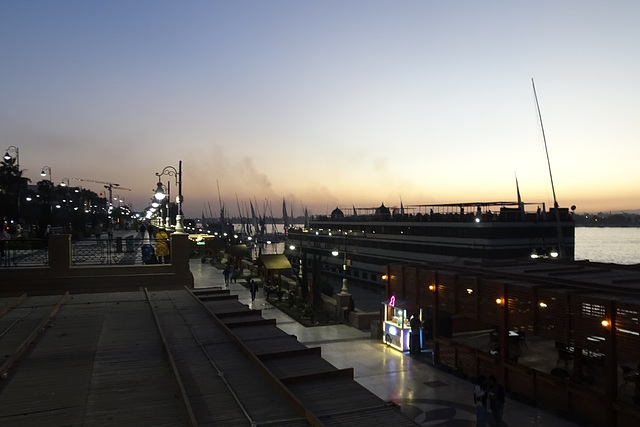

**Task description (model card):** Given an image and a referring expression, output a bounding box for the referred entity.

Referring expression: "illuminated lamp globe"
[154,182,166,201]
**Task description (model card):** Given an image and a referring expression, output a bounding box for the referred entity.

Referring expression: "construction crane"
[72,178,132,203]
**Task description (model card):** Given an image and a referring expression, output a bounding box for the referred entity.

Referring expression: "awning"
[227,244,251,258]
[259,254,292,270]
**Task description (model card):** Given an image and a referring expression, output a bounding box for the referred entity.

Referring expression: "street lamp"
[153,181,172,231]
[41,166,52,182]
[150,197,162,227]
[3,146,19,167]
[154,181,172,231]
[60,178,70,187]
[332,235,350,295]
[289,244,303,279]
[155,160,185,234]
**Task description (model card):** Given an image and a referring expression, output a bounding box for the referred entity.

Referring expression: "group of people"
[474,374,505,426]
[223,262,238,286]
[137,224,170,264]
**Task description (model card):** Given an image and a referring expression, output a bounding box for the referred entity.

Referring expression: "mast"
[216,180,226,223]
[282,198,289,230]
[532,78,565,258]
[236,193,246,236]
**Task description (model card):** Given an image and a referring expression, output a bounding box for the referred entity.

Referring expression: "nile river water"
[575,227,640,265]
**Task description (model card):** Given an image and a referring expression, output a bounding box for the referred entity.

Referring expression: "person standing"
[155,227,170,264]
[474,375,488,427]
[223,265,230,286]
[487,375,505,426]
[230,264,237,283]
[93,224,101,241]
[0,227,10,258]
[136,224,147,240]
[249,279,258,301]
[410,313,422,355]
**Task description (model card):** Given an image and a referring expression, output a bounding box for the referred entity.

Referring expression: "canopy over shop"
[258,254,293,287]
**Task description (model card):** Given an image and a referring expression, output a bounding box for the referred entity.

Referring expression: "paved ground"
[190,259,582,427]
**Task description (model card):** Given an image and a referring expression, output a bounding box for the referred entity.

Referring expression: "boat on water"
[285,200,575,289]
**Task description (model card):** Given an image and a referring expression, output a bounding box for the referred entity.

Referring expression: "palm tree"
[0,156,30,225]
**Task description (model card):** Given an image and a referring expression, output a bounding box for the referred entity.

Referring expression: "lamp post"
[150,198,161,227]
[332,235,350,295]
[3,146,19,168]
[289,243,303,280]
[60,178,72,225]
[155,160,185,234]
[163,181,171,231]
[41,165,52,182]
[153,181,172,231]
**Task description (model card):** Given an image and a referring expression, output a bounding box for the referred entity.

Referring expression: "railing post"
[170,233,194,288]
[49,234,71,274]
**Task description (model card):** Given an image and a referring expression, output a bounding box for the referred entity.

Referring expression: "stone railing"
[1,234,194,295]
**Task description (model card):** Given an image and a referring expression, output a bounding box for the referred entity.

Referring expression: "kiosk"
[382,296,422,352]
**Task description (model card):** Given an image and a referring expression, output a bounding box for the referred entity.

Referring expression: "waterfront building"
[383,258,640,426]
[286,201,575,291]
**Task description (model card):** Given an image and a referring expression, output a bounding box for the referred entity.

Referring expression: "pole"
[340,235,349,294]
[162,181,169,230]
[532,78,565,258]
[174,160,185,233]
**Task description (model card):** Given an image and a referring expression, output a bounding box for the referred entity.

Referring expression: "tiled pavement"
[190,260,582,426]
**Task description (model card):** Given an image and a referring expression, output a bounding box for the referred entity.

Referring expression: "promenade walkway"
[191,259,582,427]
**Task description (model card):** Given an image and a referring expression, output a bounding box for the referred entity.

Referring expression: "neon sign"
[389,295,396,307]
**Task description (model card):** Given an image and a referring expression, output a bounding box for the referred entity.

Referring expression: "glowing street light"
[332,235,350,295]
[4,145,19,167]
[40,166,52,182]
[155,160,185,234]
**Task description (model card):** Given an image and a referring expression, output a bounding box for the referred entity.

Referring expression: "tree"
[0,156,30,224]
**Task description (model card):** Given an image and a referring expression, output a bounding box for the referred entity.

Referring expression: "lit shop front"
[382,296,422,352]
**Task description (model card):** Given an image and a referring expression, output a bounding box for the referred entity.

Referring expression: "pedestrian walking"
[136,224,147,239]
[487,375,505,426]
[474,375,488,427]
[230,264,237,283]
[223,265,230,286]
[249,279,258,301]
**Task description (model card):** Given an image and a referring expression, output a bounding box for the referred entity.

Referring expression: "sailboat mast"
[532,78,565,258]
[532,78,558,209]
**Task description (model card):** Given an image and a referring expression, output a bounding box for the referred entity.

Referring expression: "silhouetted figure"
[410,313,421,355]
[474,375,487,427]
[249,279,258,301]
[155,228,170,264]
[223,265,230,285]
[487,375,505,426]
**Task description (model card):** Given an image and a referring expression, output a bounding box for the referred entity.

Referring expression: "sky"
[2,1,639,218]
